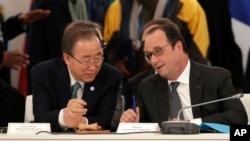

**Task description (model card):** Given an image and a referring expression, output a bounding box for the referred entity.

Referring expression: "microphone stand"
[161,93,243,134]
[176,93,243,121]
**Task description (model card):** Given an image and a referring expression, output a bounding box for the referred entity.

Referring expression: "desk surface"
[0,133,229,141]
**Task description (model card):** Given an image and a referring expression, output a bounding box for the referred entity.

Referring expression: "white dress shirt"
[58,67,88,130]
[168,60,201,125]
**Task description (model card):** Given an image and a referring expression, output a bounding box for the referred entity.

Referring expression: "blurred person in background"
[0,4,50,127]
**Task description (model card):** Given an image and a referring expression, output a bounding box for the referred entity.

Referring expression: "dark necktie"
[71,82,81,98]
[169,81,183,119]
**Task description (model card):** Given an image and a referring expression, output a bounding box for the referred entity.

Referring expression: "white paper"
[116,123,159,134]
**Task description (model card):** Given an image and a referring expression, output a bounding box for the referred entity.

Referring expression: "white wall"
[231,19,250,74]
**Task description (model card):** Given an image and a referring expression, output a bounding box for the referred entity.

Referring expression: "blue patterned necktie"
[71,82,81,98]
[169,81,183,119]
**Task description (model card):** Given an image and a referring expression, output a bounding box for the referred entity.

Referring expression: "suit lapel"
[156,75,170,121]
[189,61,203,118]
[154,61,204,120]
[54,60,71,108]
[82,79,102,104]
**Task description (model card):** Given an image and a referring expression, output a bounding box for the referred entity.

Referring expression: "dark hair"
[61,20,104,55]
[145,19,189,54]
[142,18,174,36]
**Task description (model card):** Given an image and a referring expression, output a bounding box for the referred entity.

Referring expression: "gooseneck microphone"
[161,93,244,134]
[176,93,244,121]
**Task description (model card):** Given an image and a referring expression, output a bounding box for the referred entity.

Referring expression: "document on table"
[200,123,229,133]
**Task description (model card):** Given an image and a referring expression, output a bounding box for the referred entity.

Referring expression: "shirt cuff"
[83,117,88,125]
[59,109,67,130]
[59,109,88,126]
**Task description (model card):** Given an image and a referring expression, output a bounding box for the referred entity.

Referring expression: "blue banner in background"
[230,0,250,26]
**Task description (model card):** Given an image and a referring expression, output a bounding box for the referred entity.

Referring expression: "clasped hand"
[1,50,29,70]
[63,99,87,128]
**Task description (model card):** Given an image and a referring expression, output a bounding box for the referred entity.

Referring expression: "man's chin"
[83,77,95,82]
[158,72,167,78]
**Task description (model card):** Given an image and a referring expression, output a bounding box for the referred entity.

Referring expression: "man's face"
[64,37,103,82]
[143,29,181,80]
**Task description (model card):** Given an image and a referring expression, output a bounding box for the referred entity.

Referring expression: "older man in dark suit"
[120,19,247,126]
[27,0,111,94]
[31,21,122,132]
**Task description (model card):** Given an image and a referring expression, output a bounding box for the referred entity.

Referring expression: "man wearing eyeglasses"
[120,18,247,126]
[31,21,122,132]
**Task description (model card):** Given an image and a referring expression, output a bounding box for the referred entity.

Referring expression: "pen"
[132,95,136,112]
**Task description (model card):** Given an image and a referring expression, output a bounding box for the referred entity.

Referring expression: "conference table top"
[0,132,229,141]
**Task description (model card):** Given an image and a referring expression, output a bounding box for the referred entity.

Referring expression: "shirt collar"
[68,67,84,88]
[168,59,190,85]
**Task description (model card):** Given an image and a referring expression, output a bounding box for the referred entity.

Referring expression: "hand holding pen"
[120,107,140,122]
[119,95,140,122]
[132,95,136,112]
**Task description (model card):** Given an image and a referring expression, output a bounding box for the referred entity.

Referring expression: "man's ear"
[175,40,183,51]
[63,53,71,65]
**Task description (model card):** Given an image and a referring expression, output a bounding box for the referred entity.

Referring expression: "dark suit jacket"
[0,39,3,64]
[31,58,122,132]
[0,79,25,127]
[27,0,72,93]
[125,67,155,109]
[137,61,248,126]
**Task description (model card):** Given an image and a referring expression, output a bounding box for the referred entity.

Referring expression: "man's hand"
[1,50,29,70]
[19,9,51,24]
[170,118,189,122]
[120,107,140,122]
[63,99,87,128]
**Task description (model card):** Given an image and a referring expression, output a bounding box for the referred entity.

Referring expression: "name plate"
[116,123,159,134]
[7,123,51,135]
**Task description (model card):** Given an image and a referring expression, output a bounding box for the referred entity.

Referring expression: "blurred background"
[0,0,249,93]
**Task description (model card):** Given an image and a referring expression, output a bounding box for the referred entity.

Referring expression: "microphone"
[161,93,244,134]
